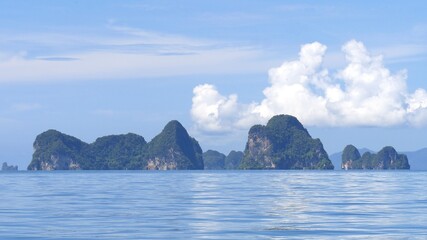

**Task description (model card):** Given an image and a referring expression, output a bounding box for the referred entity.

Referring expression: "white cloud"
[11,103,42,112]
[0,47,272,83]
[191,40,427,131]
[108,25,213,47]
[0,25,275,83]
[191,84,265,133]
[253,41,332,126]
[191,84,239,132]
[332,40,408,126]
[372,44,427,64]
[406,89,427,126]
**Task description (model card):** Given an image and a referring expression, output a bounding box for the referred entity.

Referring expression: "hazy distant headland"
[27,114,412,171]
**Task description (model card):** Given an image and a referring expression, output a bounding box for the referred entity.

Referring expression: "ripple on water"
[0,171,426,239]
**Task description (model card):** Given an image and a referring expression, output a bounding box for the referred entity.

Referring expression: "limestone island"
[28,120,203,170]
[341,145,410,170]
[27,115,336,170]
[2,162,18,171]
[202,150,244,170]
[240,115,334,170]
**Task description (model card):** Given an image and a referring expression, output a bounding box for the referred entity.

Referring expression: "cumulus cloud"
[191,40,427,131]
[406,89,427,126]
[191,84,258,132]
[253,41,332,126]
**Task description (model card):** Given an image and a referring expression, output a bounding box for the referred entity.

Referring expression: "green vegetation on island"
[240,114,334,170]
[144,120,204,170]
[84,133,147,170]
[28,130,88,170]
[225,151,244,169]
[203,150,226,170]
[27,120,204,170]
[28,115,334,171]
[202,150,244,170]
[342,145,410,170]
[29,115,398,171]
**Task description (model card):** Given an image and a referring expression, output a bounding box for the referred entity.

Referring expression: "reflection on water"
[0,171,426,239]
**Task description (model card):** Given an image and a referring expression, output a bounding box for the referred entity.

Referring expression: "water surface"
[1,171,426,239]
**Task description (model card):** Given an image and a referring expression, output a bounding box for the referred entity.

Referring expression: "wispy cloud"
[0,24,275,83]
[108,25,214,47]
[36,57,79,61]
[373,44,427,63]
[11,103,42,112]
[1,22,425,84]
[0,46,272,83]
[322,43,427,69]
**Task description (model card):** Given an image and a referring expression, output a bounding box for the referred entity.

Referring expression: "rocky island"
[2,162,18,171]
[144,120,204,170]
[27,120,204,170]
[203,150,226,170]
[202,150,244,170]
[240,115,334,170]
[27,115,336,171]
[225,151,244,169]
[341,145,410,170]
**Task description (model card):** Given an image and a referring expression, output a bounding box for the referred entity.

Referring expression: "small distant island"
[203,150,243,170]
[2,162,18,171]
[341,145,410,170]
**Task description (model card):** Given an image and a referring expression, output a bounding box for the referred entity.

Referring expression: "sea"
[0,171,426,239]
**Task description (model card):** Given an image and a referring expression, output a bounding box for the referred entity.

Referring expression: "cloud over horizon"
[0,25,276,83]
[191,40,427,131]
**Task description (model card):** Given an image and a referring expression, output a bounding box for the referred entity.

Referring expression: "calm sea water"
[0,171,426,239]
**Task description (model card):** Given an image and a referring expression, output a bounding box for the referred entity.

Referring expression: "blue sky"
[1,1,427,169]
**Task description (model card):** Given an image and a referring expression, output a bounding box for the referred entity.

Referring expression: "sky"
[1,1,427,169]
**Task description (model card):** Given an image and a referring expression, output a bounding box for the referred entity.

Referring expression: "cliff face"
[341,145,361,170]
[145,120,204,170]
[241,125,275,169]
[28,130,87,170]
[342,146,410,170]
[240,115,334,170]
[27,120,203,170]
